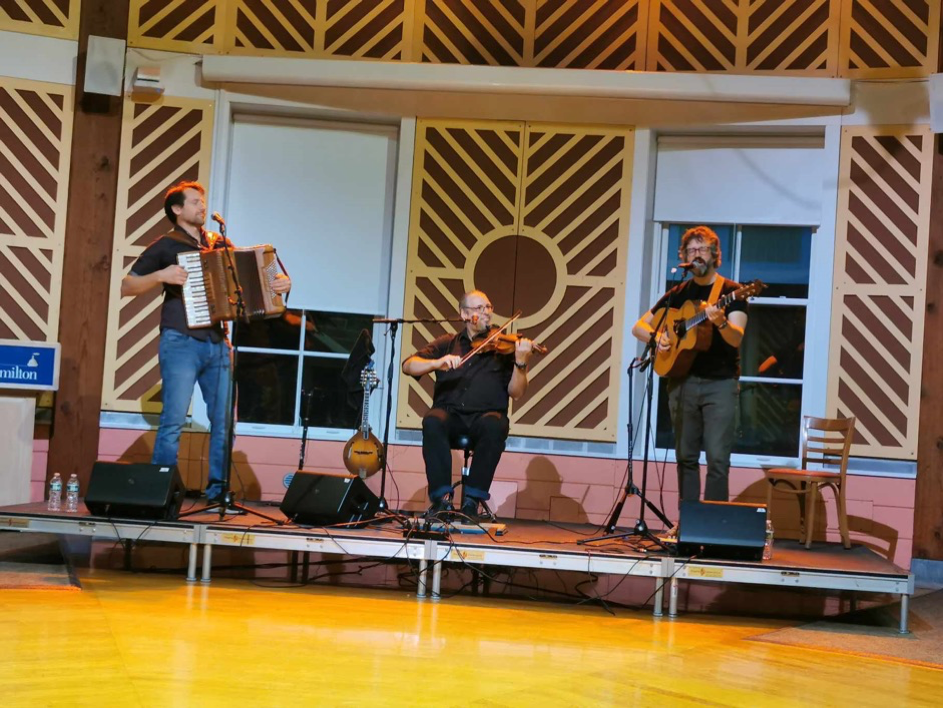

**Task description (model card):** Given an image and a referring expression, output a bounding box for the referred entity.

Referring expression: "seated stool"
[450,434,495,522]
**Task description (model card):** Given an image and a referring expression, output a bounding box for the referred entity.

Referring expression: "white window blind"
[653,135,826,226]
[225,117,397,315]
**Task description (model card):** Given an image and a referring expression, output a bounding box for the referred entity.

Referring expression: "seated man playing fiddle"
[402,290,534,520]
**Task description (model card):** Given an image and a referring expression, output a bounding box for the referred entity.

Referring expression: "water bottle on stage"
[65,474,80,513]
[48,473,62,512]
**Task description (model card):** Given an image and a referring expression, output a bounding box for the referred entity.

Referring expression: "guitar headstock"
[359,364,380,392]
[736,279,767,300]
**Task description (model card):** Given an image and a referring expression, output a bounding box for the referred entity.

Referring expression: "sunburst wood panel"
[646,0,839,75]
[101,96,215,413]
[397,119,524,429]
[397,119,632,443]
[128,0,223,53]
[0,0,79,39]
[827,126,932,459]
[0,76,72,345]
[838,0,940,78]
[511,124,631,441]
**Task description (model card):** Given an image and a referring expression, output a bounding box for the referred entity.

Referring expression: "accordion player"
[177,245,286,328]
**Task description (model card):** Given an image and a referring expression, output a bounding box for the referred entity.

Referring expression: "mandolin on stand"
[343,365,384,478]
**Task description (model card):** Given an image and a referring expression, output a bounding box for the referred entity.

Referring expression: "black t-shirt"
[411,329,515,413]
[650,277,748,379]
[129,226,226,343]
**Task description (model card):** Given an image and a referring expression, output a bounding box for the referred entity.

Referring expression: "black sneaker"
[459,498,488,523]
[427,495,453,518]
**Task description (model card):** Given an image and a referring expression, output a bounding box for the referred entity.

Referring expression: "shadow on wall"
[107,431,261,500]
[734,477,899,561]
[521,456,589,524]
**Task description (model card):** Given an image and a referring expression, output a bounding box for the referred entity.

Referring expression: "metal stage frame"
[0,502,915,632]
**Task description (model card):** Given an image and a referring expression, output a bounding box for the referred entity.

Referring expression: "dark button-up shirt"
[129,225,226,343]
[412,329,515,413]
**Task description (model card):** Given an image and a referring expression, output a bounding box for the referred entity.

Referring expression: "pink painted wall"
[88,427,916,569]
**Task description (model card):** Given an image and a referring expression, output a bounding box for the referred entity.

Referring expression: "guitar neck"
[361,388,370,439]
[685,290,737,330]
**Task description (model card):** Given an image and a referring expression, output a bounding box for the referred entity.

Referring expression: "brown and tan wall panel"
[0,75,72,345]
[398,119,632,443]
[0,0,80,39]
[124,0,939,78]
[827,125,933,459]
[101,95,214,414]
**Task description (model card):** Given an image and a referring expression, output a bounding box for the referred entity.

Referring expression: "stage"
[0,501,914,631]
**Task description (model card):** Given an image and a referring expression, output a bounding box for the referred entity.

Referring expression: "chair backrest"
[800,416,856,480]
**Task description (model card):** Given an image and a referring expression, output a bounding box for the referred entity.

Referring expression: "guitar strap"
[707,275,725,307]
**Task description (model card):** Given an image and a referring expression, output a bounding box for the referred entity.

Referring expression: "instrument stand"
[580,271,690,549]
[179,222,281,524]
[373,315,464,516]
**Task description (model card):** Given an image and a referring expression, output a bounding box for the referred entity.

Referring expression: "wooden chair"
[764,416,856,549]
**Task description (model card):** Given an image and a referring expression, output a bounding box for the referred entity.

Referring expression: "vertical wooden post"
[47,1,130,488]
[913,29,943,562]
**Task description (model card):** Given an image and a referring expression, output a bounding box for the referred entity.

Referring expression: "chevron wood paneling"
[0,0,79,39]
[398,119,632,442]
[838,0,940,78]
[128,0,223,54]
[827,126,933,459]
[417,0,528,65]
[101,96,215,413]
[532,0,648,69]
[0,76,72,345]
[647,0,840,75]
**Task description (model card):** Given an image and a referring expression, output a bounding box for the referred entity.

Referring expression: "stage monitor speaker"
[280,472,380,526]
[677,500,767,561]
[85,462,186,520]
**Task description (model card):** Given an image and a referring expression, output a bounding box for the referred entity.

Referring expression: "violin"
[471,332,548,356]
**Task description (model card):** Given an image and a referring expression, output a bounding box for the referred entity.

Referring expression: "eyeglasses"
[684,246,712,256]
[462,303,493,314]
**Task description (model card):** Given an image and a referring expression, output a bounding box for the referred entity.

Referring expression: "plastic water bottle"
[65,474,80,513]
[763,519,774,560]
[48,473,62,512]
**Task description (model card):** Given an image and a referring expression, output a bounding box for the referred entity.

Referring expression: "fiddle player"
[402,290,534,519]
[631,226,748,507]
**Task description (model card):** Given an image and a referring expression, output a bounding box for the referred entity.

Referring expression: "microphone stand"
[179,216,281,524]
[580,268,690,547]
[372,315,464,513]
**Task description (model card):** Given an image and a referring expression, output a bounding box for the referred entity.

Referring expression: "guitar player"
[631,225,749,506]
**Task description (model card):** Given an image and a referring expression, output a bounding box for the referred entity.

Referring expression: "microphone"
[676,262,695,270]
[471,314,479,325]
[211,212,226,227]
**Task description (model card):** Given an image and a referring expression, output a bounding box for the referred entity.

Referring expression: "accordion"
[177,245,286,329]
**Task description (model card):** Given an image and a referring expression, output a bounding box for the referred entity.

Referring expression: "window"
[234,310,376,430]
[654,223,813,458]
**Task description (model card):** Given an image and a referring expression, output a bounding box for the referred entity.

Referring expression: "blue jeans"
[152,329,231,498]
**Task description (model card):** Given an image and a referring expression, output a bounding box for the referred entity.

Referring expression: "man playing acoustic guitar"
[632,226,749,505]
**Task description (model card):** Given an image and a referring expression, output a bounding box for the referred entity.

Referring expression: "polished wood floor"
[1,567,940,707]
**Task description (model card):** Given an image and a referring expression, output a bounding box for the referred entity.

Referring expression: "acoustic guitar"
[343,365,384,478]
[652,279,766,378]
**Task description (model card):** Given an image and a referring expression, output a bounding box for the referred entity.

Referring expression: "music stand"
[179,218,281,524]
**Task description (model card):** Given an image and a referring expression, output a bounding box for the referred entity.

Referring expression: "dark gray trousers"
[667,376,739,503]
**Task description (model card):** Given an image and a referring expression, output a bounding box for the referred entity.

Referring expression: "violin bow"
[457,310,522,367]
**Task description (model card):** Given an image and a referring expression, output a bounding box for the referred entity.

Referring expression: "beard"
[692,258,709,277]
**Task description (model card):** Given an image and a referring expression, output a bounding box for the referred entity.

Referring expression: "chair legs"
[804,483,819,549]
[836,483,851,549]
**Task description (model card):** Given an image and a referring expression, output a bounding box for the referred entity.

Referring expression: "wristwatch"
[717,319,729,330]
[514,360,528,371]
